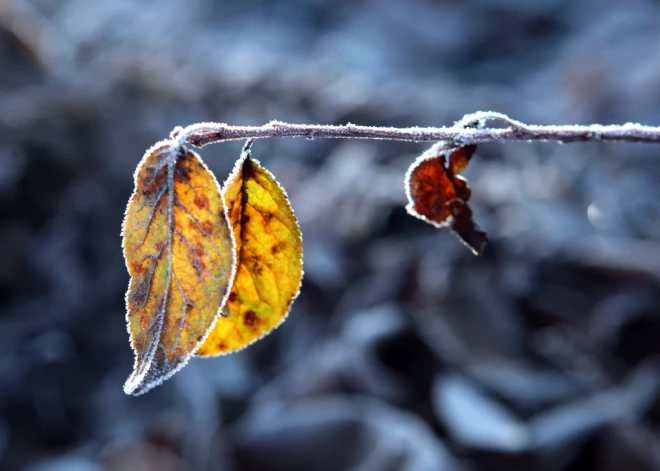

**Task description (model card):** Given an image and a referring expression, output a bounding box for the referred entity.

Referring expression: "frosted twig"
[174,111,660,148]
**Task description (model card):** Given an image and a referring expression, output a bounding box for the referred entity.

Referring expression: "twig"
[172,111,660,148]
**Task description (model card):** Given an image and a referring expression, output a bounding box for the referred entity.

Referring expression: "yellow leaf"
[196,141,303,356]
[122,141,235,395]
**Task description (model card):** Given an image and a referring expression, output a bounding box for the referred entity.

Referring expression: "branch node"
[169,126,184,140]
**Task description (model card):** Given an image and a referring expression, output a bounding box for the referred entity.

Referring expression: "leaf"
[405,143,488,255]
[449,143,477,175]
[122,140,235,395]
[196,141,303,356]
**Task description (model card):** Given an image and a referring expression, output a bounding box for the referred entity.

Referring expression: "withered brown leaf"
[405,144,488,255]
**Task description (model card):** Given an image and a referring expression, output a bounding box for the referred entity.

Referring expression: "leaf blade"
[196,142,303,356]
[405,144,488,255]
[122,141,235,395]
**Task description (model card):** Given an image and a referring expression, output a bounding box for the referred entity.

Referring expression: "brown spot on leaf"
[271,241,287,255]
[244,310,257,326]
[194,195,209,209]
[201,221,213,233]
[176,346,188,358]
[249,256,264,276]
[194,244,204,258]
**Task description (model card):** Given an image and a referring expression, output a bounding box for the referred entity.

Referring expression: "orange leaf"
[122,141,235,395]
[405,144,487,255]
[196,141,303,356]
[449,143,477,174]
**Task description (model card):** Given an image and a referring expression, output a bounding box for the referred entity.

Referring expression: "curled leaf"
[449,143,477,174]
[196,141,303,356]
[122,141,235,395]
[405,143,487,255]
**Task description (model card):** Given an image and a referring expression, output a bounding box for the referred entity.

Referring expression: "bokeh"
[2,0,660,470]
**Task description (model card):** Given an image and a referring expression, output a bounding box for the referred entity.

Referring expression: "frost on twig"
[153,111,660,258]
[178,111,660,148]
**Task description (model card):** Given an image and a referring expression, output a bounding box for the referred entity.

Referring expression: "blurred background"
[1,0,660,469]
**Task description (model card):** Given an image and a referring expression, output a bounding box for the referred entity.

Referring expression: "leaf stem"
[174,111,660,148]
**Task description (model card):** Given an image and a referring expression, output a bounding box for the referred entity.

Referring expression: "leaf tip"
[123,367,172,396]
